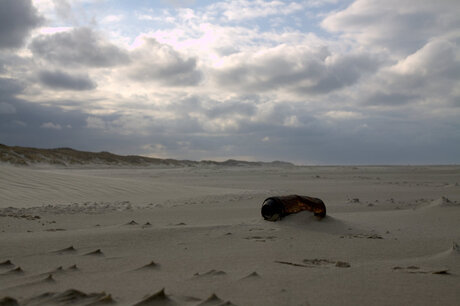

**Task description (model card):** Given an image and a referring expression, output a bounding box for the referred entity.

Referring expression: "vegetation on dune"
[0,144,293,167]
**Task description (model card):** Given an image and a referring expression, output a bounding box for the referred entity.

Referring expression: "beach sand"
[1,164,459,305]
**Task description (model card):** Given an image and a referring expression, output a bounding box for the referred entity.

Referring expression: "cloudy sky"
[0,0,459,164]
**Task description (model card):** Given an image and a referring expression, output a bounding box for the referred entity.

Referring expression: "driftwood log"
[261,195,326,221]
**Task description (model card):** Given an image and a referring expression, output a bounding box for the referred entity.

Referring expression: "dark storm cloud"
[164,95,256,119]
[128,38,203,86]
[30,27,130,67]
[364,92,417,106]
[0,0,43,49]
[0,51,33,74]
[38,70,96,91]
[131,104,459,165]
[1,75,459,164]
[103,107,459,164]
[215,48,380,94]
[0,77,114,151]
[0,99,119,151]
[297,53,381,94]
[0,77,25,98]
[205,101,256,119]
[226,107,460,165]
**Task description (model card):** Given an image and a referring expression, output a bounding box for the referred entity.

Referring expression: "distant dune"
[0,144,294,167]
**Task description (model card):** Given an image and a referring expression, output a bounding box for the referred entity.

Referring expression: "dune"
[1,162,459,305]
[21,289,113,305]
[134,261,160,272]
[53,246,77,254]
[428,196,460,208]
[240,271,260,280]
[83,249,104,257]
[0,261,13,268]
[197,293,224,306]
[133,288,176,306]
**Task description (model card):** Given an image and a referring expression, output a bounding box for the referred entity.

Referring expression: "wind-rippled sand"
[1,165,459,305]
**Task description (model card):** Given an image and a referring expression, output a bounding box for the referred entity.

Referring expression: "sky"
[0,0,459,165]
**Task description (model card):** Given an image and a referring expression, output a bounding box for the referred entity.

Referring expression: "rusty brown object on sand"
[261,195,326,221]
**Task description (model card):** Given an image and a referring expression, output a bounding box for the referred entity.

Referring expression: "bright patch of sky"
[38,1,349,43]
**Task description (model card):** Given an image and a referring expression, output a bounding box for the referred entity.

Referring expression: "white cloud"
[101,14,124,24]
[211,43,380,95]
[201,117,240,133]
[138,14,154,21]
[52,0,74,22]
[391,39,459,77]
[86,116,106,129]
[141,143,168,158]
[41,122,62,129]
[323,110,363,120]
[38,27,73,35]
[360,38,460,110]
[283,115,302,127]
[306,0,340,7]
[322,0,460,55]
[207,0,303,21]
[32,0,55,17]
[125,37,202,86]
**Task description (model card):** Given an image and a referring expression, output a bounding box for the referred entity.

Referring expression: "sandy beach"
[1,164,459,305]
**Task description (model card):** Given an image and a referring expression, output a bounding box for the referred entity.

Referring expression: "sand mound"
[54,246,77,254]
[451,242,460,254]
[280,213,354,236]
[217,302,236,306]
[136,261,160,271]
[67,264,79,271]
[194,270,227,278]
[133,288,176,306]
[47,266,64,274]
[197,293,224,305]
[241,271,261,280]
[429,197,460,208]
[83,249,104,256]
[2,267,24,275]
[21,289,112,305]
[0,261,14,268]
[43,274,56,283]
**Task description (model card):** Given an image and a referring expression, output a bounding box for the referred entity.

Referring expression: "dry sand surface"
[0,164,459,305]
